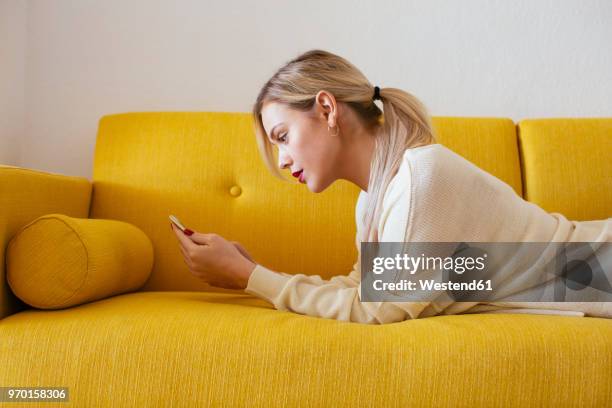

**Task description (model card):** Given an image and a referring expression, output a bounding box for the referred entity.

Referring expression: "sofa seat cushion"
[1,291,611,407]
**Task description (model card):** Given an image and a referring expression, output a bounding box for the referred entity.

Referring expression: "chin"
[307,177,333,194]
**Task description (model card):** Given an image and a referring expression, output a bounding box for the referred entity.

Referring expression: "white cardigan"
[245,144,611,323]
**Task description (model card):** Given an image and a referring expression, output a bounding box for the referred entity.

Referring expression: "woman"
[172,49,611,323]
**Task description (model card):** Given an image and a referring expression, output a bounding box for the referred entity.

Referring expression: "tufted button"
[229,185,242,197]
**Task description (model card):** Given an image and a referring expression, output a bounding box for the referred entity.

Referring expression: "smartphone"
[169,214,187,233]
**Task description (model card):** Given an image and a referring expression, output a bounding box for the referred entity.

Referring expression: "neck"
[337,123,378,192]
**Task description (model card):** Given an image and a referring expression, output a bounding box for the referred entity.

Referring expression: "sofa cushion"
[432,117,523,196]
[1,291,610,406]
[518,118,612,221]
[6,214,153,309]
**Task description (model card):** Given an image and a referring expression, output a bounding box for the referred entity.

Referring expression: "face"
[260,93,342,193]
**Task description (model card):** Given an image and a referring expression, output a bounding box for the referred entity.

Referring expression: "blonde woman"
[172,49,611,323]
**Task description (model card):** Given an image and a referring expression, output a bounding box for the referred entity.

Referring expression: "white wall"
[0,0,26,166]
[7,0,612,179]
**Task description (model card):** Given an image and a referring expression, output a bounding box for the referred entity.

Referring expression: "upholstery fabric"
[518,119,612,221]
[1,291,610,407]
[432,116,523,196]
[0,165,91,319]
[7,214,153,309]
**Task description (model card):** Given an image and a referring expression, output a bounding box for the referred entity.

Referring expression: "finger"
[189,231,212,246]
[171,226,198,270]
[171,223,183,237]
[177,241,190,259]
[172,224,198,250]
[172,226,191,254]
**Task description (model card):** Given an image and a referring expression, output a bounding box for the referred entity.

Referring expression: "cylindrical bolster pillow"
[7,213,154,309]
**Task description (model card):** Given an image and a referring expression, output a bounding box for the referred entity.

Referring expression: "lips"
[292,170,303,178]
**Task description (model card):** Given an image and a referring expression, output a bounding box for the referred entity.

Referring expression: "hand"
[232,241,255,263]
[171,223,256,290]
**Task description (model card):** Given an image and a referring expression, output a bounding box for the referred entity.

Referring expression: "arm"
[245,258,431,324]
[244,255,378,324]
[0,165,91,320]
[244,171,432,324]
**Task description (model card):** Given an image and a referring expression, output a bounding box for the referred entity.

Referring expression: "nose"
[278,149,291,170]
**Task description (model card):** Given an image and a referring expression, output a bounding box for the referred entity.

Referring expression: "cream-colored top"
[245,144,612,323]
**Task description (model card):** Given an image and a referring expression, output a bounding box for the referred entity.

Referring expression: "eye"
[278,133,288,143]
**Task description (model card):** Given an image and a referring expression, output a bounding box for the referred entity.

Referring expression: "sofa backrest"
[90,113,522,293]
[517,119,612,221]
[432,117,522,196]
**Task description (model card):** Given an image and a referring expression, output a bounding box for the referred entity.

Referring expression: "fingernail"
[184,228,194,236]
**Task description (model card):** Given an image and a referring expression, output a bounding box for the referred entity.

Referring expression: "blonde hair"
[252,49,436,242]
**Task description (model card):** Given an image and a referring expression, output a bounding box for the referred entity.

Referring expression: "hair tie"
[372,86,381,101]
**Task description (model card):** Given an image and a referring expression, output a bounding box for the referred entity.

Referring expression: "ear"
[314,90,338,127]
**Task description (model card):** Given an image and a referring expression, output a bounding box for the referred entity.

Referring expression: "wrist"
[239,260,257,289]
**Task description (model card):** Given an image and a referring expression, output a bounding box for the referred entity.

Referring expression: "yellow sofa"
[1,113,611,407]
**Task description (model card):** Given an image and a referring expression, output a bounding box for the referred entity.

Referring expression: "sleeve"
[244,257,383,324]
[245,246,433,325]
[244,165,433,324]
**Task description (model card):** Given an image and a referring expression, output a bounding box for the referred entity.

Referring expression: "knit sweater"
[244,144,612,324]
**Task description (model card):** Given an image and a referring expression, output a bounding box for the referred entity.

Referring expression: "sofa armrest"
[0,165,92,320]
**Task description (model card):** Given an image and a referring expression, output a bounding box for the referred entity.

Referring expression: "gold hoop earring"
[328,124,339,136]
